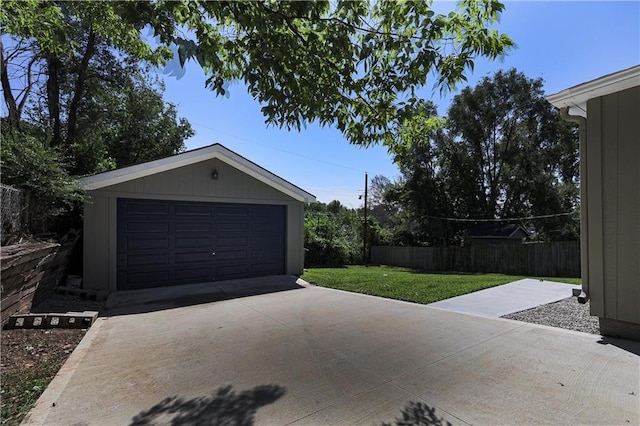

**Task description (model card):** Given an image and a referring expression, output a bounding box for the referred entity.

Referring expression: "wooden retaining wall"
[370,241,580,278]
[1,236,78,325]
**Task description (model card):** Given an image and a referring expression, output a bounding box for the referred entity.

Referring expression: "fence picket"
[371,241,580,277]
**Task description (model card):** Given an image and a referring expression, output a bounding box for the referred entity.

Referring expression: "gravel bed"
[502,296,600,334]
[31,293,106,315]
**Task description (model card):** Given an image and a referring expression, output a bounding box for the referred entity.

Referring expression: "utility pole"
[363,172,368,267]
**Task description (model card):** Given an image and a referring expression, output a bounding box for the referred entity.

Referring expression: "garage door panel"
[118,199,285,290]
[126,254,170,267]
[173,266,213,281]
[175,252,212,264]
[216,205,250,217]
[249,250,281,262]
[175,237,211,248]
[125,237,170,250]
[175,221,212,232]
[125,221,170,233]
[174,204,212,216]
[123,201,169,215]
[217,236,249,248]
[217,222,250,233]
[215,248,249,261]
[252,235,282,245]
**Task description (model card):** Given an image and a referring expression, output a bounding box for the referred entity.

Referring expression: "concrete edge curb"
[21,317,107,425]
[295,277,314,288]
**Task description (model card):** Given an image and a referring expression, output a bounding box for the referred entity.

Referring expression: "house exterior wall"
[585,86,640,338]
[83,158,306,293]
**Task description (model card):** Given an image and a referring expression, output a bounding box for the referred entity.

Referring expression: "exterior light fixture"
[212,169,219,180]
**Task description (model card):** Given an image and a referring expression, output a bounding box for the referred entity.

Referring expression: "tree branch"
[16,55,39,119]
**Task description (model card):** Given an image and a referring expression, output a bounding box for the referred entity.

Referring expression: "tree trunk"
[0,39,20,132]
[66,29,96,146]
[46,54,62,147]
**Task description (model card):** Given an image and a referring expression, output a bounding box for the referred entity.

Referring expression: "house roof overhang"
[547,65,640,117]
[79,143,316,203]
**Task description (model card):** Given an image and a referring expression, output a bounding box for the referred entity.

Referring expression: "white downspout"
[559,107,589,304]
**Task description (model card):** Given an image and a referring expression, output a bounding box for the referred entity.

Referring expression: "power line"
[424,211,577,223]
[190,121,367,173]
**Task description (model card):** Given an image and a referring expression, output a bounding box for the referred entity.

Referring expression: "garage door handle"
[212,252,216,256]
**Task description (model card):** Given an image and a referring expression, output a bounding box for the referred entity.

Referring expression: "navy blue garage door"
[117,199,286,290]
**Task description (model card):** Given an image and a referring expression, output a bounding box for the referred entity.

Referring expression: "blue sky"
[161,1,639,208]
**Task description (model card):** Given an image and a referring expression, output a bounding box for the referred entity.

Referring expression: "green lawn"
[301,266,580,305]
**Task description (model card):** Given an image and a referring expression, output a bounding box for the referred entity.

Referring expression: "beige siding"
[83,157,306,292]
[586,86,640,324]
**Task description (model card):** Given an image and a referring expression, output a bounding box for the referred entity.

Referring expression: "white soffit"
[79,143,316,203]
[547,65,640,117]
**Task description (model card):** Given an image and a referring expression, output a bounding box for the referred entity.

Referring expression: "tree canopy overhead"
[2,0,514,146]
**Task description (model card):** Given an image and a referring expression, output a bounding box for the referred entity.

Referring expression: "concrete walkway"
[24,281,639,425]
[428,278,581,317]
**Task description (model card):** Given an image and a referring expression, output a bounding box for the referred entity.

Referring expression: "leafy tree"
[367,174,418,246]
[2,0,514,146]
[2,4,192,169]
[1,1,171,143]
[0,2,193,238]
[389,69,580,244]
[304,200,389,266]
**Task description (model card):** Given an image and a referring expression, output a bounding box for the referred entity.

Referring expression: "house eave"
[547,65,640,118]
[79,143,316,203]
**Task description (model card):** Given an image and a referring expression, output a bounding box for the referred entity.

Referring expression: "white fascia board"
[547,65,640,117]
[79,144,316,203]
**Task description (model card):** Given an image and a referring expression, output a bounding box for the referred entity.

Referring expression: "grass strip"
[301,265,580,305]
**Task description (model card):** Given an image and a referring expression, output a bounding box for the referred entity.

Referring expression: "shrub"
[0,132,84,237]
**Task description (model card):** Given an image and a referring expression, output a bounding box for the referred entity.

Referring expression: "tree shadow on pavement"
[129,384,286,426]
[382,401,454,426]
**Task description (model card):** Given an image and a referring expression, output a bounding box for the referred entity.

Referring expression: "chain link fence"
[1,184,24,245]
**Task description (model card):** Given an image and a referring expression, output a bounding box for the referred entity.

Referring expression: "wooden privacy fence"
[370,241,580,278]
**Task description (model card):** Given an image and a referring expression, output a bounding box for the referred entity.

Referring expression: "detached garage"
[80,143,315,294]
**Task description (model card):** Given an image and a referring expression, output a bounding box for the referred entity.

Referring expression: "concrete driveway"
[25,277,639,425]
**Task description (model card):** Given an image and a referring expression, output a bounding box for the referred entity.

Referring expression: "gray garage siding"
[104,158,296,202]
[83,157,305,293]
[586,85,640,325]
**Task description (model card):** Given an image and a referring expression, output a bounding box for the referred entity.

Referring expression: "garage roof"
[79,143,316,203]
[547,65,640,117]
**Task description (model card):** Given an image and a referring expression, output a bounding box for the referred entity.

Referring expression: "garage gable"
[79,143,315,203]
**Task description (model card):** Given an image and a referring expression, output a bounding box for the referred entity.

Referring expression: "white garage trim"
[547,65,640,117]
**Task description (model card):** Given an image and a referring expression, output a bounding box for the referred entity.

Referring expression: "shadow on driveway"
[104,275,306,317]
[382,401,453,426]
[597,336,640,356]
[130,384,286,426]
